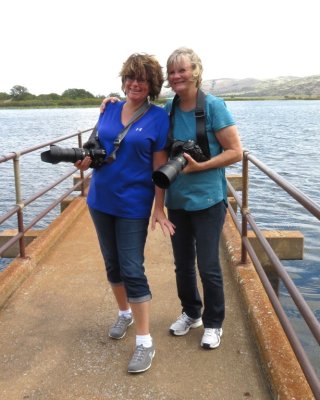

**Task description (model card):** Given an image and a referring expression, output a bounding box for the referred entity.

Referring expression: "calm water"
[0,107,99,236]
[0,102,319,373]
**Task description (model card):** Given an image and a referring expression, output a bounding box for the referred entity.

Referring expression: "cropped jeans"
[168,201,227,328]
[89,207,151,303]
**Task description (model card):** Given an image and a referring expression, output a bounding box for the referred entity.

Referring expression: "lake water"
[0,102,319,374]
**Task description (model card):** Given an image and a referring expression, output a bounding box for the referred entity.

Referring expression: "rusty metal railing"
[0,128,93,258]
[227,150,320,399]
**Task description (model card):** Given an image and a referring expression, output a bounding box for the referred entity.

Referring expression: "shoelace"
[131,345,147,362]
[203,328,221,337]
[179,312,191,324]
[113,316,130,329]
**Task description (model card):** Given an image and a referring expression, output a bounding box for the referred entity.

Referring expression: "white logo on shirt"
[136,128,143,132]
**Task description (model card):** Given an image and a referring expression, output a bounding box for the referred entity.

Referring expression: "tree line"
[0,85,167,108]
[0,85,122,108]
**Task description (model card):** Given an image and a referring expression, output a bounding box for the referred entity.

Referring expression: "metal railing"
[0,128,93,258]
[0,135,319,397]
[227,150,320,399]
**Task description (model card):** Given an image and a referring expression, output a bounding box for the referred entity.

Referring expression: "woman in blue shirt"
[164,48,243,349]
[76,53,174,373]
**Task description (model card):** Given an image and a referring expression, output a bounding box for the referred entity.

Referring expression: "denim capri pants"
[89,207,151,303]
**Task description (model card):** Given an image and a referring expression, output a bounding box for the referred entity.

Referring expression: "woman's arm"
[151,150,175,236]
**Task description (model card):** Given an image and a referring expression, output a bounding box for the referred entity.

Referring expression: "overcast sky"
[1,0,319,96]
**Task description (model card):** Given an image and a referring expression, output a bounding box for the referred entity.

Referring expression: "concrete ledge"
[60,195,79,212]
[221,211,314,399]
[0,197,87,310]
[0,196,88,258]
[248,230,304,266]
[0,230,44,258]
[73,175,91,191]
[227,174,242,195]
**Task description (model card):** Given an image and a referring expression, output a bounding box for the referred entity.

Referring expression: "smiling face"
[124,75,150,103]
[166,48,203,95]
[167,56,196,96]
[119,53,164,101]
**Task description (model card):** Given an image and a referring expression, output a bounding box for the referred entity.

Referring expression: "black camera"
[40,137,106,169]
[152,140,209,189]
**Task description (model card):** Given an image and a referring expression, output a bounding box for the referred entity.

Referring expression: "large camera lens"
[40,145,87,164]
[152,154,187,189]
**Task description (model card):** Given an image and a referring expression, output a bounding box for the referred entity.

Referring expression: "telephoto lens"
[152,154,187,189]
[40,143,106,168]
[40,145,88,164]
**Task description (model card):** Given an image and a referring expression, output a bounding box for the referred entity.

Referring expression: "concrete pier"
[0,196,314,399]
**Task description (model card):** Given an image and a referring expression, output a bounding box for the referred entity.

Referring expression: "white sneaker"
[169,312,202,336]
[201,328,223,349]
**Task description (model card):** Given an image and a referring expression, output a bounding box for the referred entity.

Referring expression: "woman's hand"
[151,207,175,236]
[74,156,92,171]
[100,96,120,113]
[182,125,243,174]
[180,152,201,173]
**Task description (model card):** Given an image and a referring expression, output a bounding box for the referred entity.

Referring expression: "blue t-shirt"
[165,94,235,211]
[87,101,169,218]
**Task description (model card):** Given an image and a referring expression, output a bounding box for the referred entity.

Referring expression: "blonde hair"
[119,53,164,100]
[165,47,203,88]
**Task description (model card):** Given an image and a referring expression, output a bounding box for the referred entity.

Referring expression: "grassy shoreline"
[1,96,320,109]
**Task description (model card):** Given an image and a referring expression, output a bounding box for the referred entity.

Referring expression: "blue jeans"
[89,207,151,303]
[168,202,227,328]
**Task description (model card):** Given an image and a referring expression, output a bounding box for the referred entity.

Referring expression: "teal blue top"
[165,94,235,211]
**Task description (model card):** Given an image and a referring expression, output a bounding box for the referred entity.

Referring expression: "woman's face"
[124,75,150,103]
[167,56,195,94]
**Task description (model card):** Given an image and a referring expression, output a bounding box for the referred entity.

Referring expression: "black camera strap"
[88,123,99,141]
[168,89,210,159]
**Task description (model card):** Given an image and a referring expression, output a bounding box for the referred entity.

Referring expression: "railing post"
[77,132,85,197]
[241,151,249,263]
[13,152,26,258]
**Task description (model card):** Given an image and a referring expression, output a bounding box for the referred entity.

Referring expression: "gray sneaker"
[127,344,155,373]
[108,315,133,339]
[169,312,202,336]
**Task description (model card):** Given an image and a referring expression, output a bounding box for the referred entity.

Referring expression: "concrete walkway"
[0,200,273,399]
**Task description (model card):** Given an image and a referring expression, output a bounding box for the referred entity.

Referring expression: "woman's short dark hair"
[120,53,164,101]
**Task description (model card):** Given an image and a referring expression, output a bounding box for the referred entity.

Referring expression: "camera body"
[152,139,209,189]
[40,137,106,168]
[171,140,208,163]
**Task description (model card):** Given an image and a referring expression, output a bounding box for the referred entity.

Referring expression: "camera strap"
[106,100,151,164]
[168,89,210,159]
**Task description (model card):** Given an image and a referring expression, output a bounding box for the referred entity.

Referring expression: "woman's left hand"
[100,96,120,113]
[151,208,175,236]
[74,156,92,171]
[181,125,243,174]
[181,153,200,173]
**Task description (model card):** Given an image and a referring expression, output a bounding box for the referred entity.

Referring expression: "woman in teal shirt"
[164,47,243,349]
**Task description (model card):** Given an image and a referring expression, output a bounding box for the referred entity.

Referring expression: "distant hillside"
[161,75,320,98]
